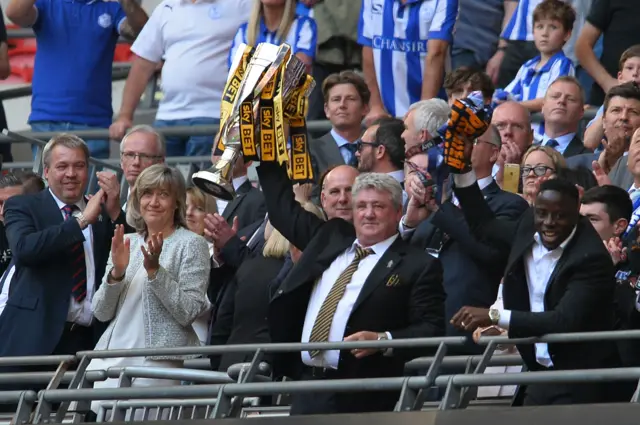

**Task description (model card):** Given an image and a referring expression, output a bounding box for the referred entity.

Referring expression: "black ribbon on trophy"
[198,43,315,200]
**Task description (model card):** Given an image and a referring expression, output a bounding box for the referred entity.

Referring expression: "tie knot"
[62,204,78,219]
[545,139,559,148]
[355,245,373,260]
[344,143,358,154]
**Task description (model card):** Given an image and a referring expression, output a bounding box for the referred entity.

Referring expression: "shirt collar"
[232,176,249,191]
[387,169,405,184]
[330,129,354,148]
[477,176,494,191]
[49,188,85,211]
[259,17,276,38]
[542,132,575,152]
[351,233,399,256]
[533,225,577,252]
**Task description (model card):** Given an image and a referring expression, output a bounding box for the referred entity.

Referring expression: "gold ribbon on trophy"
[192,43,316,200]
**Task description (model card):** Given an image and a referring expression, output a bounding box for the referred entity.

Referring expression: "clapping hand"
[96,171,121,221]
[141,232,164,274]
[204,214,243,249]
[110,224,130,280]
[605,237,627,265]
[403,175,437,228]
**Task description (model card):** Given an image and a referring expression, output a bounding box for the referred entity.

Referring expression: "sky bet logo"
[372,36,428,53]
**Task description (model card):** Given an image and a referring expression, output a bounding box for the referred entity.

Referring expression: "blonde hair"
[246,0,297,47]
[521,145,567,171]
[126,164,188,234]
[262,201,325,258]
[186,186,218,215]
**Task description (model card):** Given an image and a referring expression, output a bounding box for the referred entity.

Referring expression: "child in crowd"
[228,0,317,72]
[583,45,640,151]
[500,0,576,142]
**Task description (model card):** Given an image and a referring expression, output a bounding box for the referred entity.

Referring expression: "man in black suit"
[538,76,592,158]
[0,134,121,361]
[310,71,369,176]
[401,126,528,353]
[258,161,445,415]
[448,172,627,405]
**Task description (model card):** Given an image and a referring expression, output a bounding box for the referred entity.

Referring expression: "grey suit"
[609,155,634,190]
[310,131,348,179]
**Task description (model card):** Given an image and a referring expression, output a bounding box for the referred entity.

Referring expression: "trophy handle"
[192,143,240,201]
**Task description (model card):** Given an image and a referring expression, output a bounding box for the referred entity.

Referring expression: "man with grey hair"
[0,134,118,380]
[257,161,445,415]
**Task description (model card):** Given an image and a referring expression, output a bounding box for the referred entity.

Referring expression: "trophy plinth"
[192,143,239,201]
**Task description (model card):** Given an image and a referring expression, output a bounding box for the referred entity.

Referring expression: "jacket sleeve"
[209,276,237,370]
[256,162,326,251]
[92,242,128,322]
[4,196,86,267]
[147,235,212,327]
[389,256,446,358]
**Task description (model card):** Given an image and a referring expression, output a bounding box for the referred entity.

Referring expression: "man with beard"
[357,118,406,203]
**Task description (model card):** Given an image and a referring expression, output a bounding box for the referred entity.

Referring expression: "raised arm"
[256,162,326,252]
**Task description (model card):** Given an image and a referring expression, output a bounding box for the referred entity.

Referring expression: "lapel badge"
[386,274,400,287]
[386,260,394,269]
[98,215,103,222]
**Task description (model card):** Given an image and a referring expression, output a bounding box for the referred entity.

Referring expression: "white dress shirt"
[451,175,494,206]
[453,170,577,368]
[541,132,576,155]
[301,234,399,369]
[215,175,248,214]
[0,265,15,317]
[49,189,96,326]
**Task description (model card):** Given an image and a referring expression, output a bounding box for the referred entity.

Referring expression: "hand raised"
[84,189,105,224]
[97,171,121,221]
[592,160,612,186]
[110,224,130,277]
[204,213,239,250]
[141,232,164,274]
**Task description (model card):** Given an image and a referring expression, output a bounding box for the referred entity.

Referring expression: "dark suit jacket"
[410,181,528,353]
[222,179,267,230]
[566,152,599,170]
[454,180,629,403]
[0,190,115,357]
[562,135,592,158]
[209,255,285,372]
[310,131,347,178]
[258,161,445,413]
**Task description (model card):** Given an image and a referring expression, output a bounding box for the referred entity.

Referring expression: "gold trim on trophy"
[192,42,316,200]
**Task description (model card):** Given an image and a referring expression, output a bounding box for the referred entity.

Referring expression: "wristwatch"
[489,308,500,325]
[377,332,389,341]
[73,210,89,229]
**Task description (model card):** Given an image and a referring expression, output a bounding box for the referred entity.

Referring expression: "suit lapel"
[352,237,405,312]
[562,135,584,157]
[506,214,535,273]
[322,133,347,167]
[42,190,64,227]
[222,180,251,220]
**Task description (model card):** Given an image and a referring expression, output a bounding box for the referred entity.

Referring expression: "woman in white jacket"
[88,164,211,413]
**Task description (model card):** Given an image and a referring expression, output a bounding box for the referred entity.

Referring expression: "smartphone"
[503,163,520,194]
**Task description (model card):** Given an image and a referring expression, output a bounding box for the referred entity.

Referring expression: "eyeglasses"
[521,165,554,177]
[121,152,163,162]
[357,141,379,152]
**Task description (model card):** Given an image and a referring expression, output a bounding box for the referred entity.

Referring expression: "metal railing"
[2,329,640,423]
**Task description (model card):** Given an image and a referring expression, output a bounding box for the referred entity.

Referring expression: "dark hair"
[556,167,597,192]
[533,0,576,32]
[321,70,371,106]
[443,67,495,101]
[581,185,633,223]
[0,173,22,189]
[17,171,45,194]
[373,118,406,169]
[603,82,640,114]
[538,178,579,204]
[619,45,640,71]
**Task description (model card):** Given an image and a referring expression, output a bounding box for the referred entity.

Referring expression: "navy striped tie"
[62,205,87,302]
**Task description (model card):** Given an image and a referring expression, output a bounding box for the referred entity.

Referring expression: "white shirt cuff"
[398,217,415,238]
[635,292,640,312]
[384,331,393,356]
[497,309,511,330]
[452,170,477,188]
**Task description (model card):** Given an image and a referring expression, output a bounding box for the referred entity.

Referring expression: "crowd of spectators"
[3,0,640,419]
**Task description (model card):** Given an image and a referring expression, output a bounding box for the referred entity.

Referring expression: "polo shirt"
[29,0,126,127]
[358,0,458,118]
[228,15,318,69]
[132,0,252,121]
[296,1,314,18]
[501,0,543,42]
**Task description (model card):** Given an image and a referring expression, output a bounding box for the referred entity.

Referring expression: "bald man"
[319,165,360,221]
[491,101,534,186]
